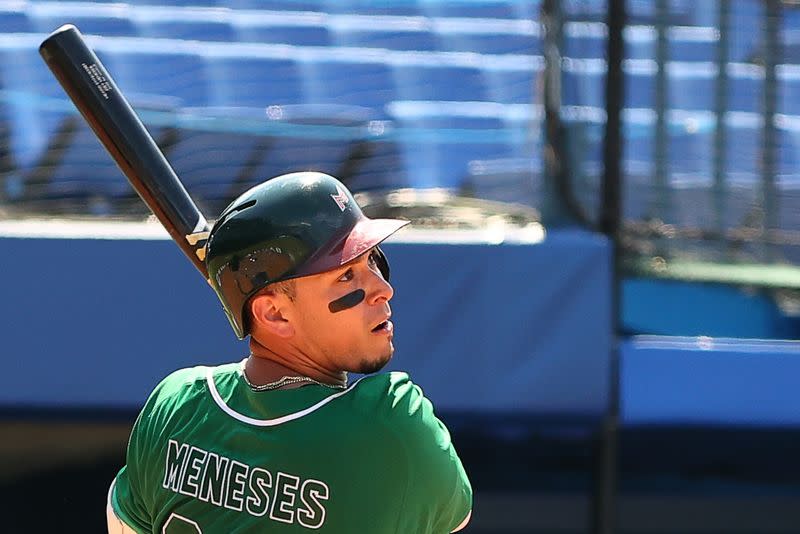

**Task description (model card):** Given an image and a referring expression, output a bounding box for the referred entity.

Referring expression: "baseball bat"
[39,24,211,278]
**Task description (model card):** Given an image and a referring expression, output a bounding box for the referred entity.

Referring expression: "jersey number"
[162,513,202,534]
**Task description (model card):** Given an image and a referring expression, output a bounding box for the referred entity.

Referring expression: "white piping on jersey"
[205,366,364,427]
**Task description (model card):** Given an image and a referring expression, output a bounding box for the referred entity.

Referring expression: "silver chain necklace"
[242,371,347,392]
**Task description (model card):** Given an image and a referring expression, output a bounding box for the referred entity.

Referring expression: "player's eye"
[338,268,354,282]
[368,250,379,268]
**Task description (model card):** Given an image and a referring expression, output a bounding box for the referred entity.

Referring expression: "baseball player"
[106,172,473,533]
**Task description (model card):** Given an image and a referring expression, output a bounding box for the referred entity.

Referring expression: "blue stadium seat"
[622,116,719,226]
[204,52,303,108]
[625,26,654,60]
[42,101,179,210]
[101,46,210,107]
[342,136,404,192]
[668,63,715,111]
[303,58,395,114]
[668,27,717,62]
[0,43,67,172]
[461,110,542,204]
[728,63,763,113]
[728,0,764,62]
[247,104,378,186]
[324,1,421,17]
[234,23,331,46]
[333,28,439,51]
[624,121,655,178]
[562,59,605,108]
[624,61,655,109]
[665,130,716,229]
[633,0,696,25]
[168,104,385,206]
[421,3,521,19]
[438,30,540,55]
[778,189,800,261]
[388,104,518,189]
[0,40,168,210]
[136,20,236,42]
[725,121,761,184]
[393,62,489,102]
[564,0,693,24]
[776,127,800,246]
[564,115,604,181]
[0,10,33,33]
[622,121,656,221]
[222,0,324,9]
[166,107,267,211]
[484,64,540,104]
[777,126,800,185]
[624,26,717,62]
[669,122,714,184]
[129,0,219,5]
[29,14,137,37]
[563,23,606,59]
[723,121,761,230]
[462,157,542,206]
[778,66,800,117]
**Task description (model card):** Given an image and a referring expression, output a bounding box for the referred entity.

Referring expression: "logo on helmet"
[330,185,349,212]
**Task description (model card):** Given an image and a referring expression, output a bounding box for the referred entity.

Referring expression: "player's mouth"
[371,318,393,335]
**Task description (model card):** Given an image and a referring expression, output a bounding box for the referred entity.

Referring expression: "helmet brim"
[296,217,410,277]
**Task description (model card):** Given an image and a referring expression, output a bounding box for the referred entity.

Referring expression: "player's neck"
[247,339,347,388]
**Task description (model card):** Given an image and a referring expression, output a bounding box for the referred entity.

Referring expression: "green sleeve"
[112,371,183,534]
[111,405,155,534]
[386,374,473,533]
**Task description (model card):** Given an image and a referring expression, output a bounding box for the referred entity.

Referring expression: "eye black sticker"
[328,289,365,313]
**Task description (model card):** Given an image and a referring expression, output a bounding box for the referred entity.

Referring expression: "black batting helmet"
[205,172,409,339]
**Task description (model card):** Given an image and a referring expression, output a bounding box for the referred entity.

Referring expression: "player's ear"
[249,291,295,339]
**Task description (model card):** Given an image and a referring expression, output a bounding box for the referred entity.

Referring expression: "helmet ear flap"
[374,246,391,281]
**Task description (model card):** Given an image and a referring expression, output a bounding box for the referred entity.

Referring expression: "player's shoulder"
[350,372,436,428]
[351,371,415,401]
[348,372,455,462]
[144,362,238,414]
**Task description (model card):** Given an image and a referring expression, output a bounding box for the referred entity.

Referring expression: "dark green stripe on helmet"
[205,172,409,339]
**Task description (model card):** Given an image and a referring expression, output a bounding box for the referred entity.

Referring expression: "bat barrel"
[39,24,211,277]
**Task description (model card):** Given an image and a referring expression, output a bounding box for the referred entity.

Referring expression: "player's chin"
[355,345,394,374]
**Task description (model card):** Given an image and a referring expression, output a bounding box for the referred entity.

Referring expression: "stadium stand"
[26,2,138,37]
[387,100,526,188]
[0,38,65,172]
[667,62,717,111]
[330,15,440,51]
[0,0,793,209]
[235,20,332,46]
[436,19,539,55]
[624,59,657,109]
[392,61,490,102]
[778,64,800,116]
[203,50,304,107]
[0,9,33,33]
[302,54,396,113]
[99,41,210,107]
[728,62,764,113]
[136,19,236,41]
[725,118,762,185]
[483,54,542,105]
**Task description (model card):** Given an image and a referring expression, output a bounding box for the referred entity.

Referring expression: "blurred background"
[1,0,800,532]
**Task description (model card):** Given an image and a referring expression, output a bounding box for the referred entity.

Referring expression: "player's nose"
[367,268,394,304]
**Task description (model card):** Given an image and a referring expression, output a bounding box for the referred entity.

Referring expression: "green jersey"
[110,362,472,533]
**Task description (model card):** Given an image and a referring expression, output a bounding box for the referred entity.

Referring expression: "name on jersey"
[163,439,329,529]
